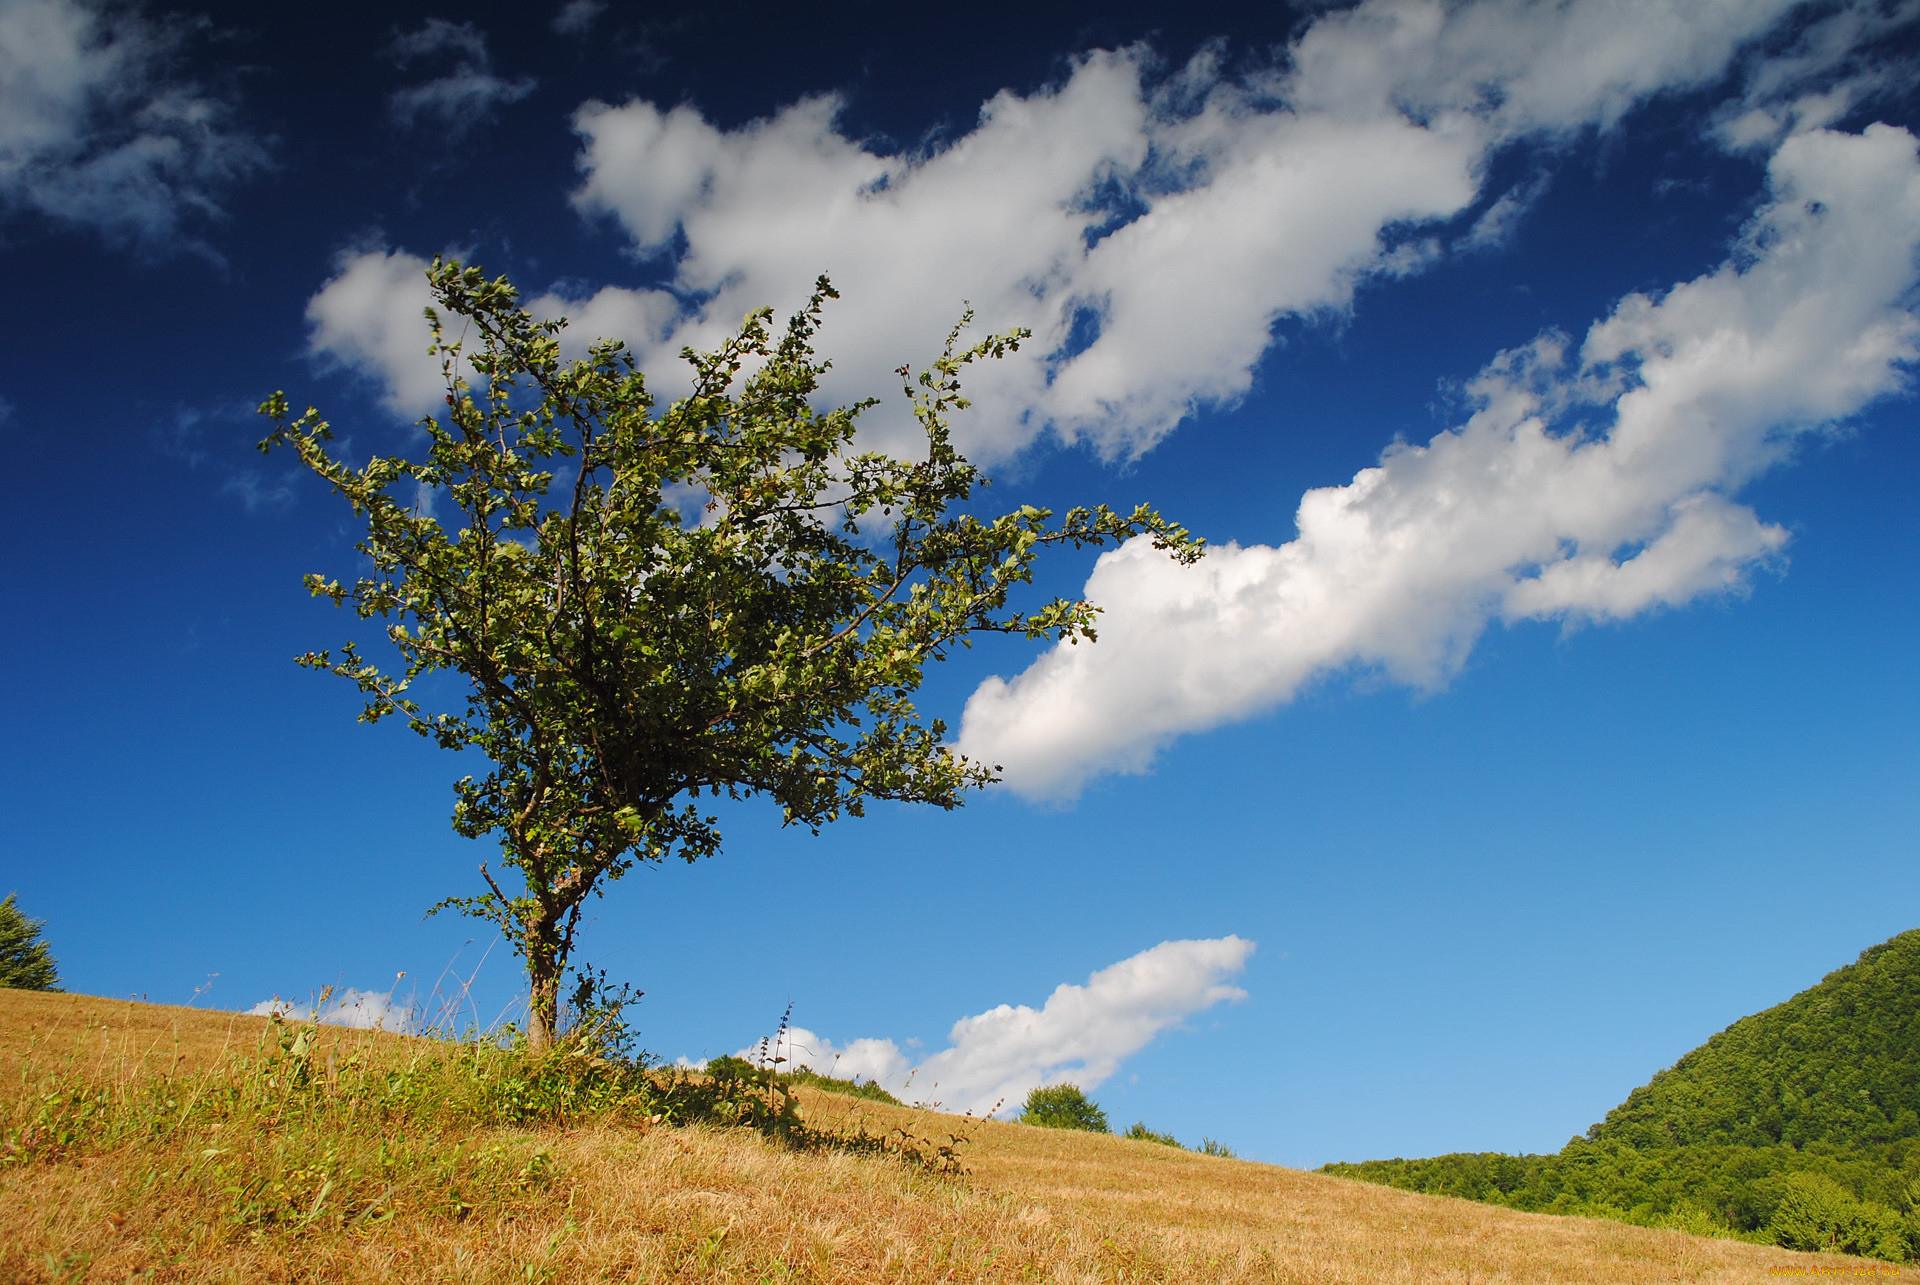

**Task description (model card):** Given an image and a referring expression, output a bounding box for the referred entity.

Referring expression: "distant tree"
[262,260,1200,1051]
[0,893,61,991]
[1022,1084,1109,1132]
[1770,1172,1907,1259]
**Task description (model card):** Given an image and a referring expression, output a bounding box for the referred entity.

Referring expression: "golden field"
[1,988,1906,1284]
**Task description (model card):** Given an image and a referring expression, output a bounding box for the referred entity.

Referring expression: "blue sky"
[1,0,1917,1167]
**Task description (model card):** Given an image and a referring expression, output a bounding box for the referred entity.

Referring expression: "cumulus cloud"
[311,1,1901,447]
[248,987,413,1032]
[554,0,1874,462]
[735,937,1254,1117]
[958,123,1920,798]
[387,19,534,136]
[296,8,1920,808]
[0,0,267,253]
[304,243,688,419]
[304,246,447,415]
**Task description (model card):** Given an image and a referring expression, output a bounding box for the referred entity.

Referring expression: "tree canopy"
[262,261,1199,1047]
[1021,1084,1110,1133]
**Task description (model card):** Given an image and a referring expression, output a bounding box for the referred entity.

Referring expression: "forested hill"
[1323,929,1920,1261]
[1589,928,1920,1151]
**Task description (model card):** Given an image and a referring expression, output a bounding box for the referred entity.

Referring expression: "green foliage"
[0,893,59,992]
[1323,928,1920,1261]
[1125,1122,1182,1147]
[1770,1172,1913,1258]
[700,1054,754,1080]
[1020,1084,1109,1133]
[1588,929,1920,1151]
[260,260,1198,1047]
[1198,1137,1237,1159]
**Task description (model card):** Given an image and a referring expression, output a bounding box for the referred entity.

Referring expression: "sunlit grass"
[4,990,1909,1283]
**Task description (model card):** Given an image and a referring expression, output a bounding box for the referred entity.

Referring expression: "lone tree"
[0,893,61,991]
[1021,1084,1109,1132]
[262,260,1199,1050]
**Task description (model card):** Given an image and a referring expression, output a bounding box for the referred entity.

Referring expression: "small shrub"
[1021,1084,1108,1133]
[787,1066,904,1105]
[1125,1122,1182,1147]
[702,1055,758,1082]
[1199,1137,1237,1159]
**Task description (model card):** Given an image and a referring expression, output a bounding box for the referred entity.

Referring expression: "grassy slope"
[3,991,1901,1284]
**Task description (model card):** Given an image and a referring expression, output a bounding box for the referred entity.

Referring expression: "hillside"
[0,989,1896,1283]
[1325,928,1920,1260]
[1588,929,1920,1151]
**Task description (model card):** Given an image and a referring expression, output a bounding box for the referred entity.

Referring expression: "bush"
[1125,1122,1182,1147]
[702,1055,902,1106]
[1199,1137,1237,1159]
[1021,1084,1108,1133]
[786,1066,904,1105]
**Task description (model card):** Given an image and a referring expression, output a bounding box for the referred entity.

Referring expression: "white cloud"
[0,0,266,253]
[1711,0,1920,150]
[305,248,683,419]
[386,19,534,135]
[249,987,413,1032]
[1275,0,1802,135]
[554,0,1871,462]
[958,123,1920,798]
[305,246,445,416]
[1461,170,1551,252]
[296,10,1919,808]
[312,1,1903,446]
[738,936,1254,1117]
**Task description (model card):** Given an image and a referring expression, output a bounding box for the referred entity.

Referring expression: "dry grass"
[3,990,1912,1284]
[0,990,403,1085]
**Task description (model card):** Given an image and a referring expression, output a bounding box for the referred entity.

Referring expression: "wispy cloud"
[733,937,1254,1117]
[551,0,604,38]
[0,0,268,255]
[221,469,292,513]
[386,19,534,137]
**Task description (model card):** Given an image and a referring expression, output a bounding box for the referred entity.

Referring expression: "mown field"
[3,989,1906,1283]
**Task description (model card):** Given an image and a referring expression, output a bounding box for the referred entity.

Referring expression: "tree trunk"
[527,936,561,1053]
